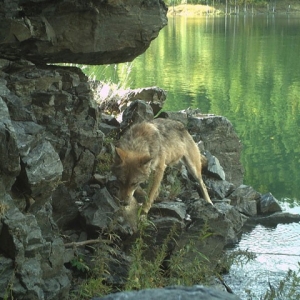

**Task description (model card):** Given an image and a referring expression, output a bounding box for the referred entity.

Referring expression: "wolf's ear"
[139,155,152,167]
[115,147,127,163]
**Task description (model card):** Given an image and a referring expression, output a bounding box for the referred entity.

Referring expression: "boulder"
[149,201,187,221]
[187,200,247,246]
[0,208,70,300]
[257,192,282,214]
[205,151,226,181]
[95,84,166,116]
[187,112,244,187]
[80,187,119,232]
[92,285,240,300]
[0,0,168,65]
[120,100,154,131]
[228,185,261,216]
[205,178,235,200]
[247,212,300,227]
[122,86,167,115]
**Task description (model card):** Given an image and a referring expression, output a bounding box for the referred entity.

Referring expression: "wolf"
[112,118,213,214]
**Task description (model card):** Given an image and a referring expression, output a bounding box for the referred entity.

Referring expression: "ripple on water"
[224,221,300,299]
[240,223,300,258]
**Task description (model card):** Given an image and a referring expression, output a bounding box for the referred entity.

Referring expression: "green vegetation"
[71,220,222,299]
[96,133,117,174]
[69,220,300,299]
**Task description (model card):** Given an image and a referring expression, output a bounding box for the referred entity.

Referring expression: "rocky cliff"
[0,0,168,64]
[0,1,168,299]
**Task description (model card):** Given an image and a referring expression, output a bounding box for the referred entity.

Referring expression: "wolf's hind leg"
[182,147,213,205]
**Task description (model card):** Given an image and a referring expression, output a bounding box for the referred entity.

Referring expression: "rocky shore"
[1,61,300,299]
[167,3,300,16]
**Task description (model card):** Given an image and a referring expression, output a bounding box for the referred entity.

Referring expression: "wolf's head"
[112,147,152,206]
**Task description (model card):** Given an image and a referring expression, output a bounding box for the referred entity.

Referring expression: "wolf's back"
[118,121,161,157]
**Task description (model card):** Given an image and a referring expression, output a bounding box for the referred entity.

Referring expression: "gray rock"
[248,212,300,227]
[93,285,240,300]
[149,201,187,220]
[188,200,246,246]
[21,140,63,201]
[101,113,120,127]
[205,151,226,180]
[0,256,14,299]
[0,0,168,65]
[80,187,119,231]
[187,113,244,187]
[123,86,167,115]
[12,121,45,156]
[205,178,235,200]
[0,97,20,192]
[228,184,260,216]
[164,110,189,126]
[0,208,70,300]
[52,185,79,229]
[257,192,282,214]
[120,100,154,131]
[99,123,119,136]
[96,85,166,116]
[0,61,107,299]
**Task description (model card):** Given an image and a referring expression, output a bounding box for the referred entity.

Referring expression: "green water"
[85,15,300,202]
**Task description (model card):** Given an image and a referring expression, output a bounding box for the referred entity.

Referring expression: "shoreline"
[167,4,300,16]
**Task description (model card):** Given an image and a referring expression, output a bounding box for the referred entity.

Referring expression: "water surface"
[85,15,300,202]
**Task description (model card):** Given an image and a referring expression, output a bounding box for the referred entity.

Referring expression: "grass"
[72,219,222,299]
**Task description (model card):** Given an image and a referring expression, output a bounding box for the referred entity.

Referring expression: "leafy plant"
[125,220,177,290]
[70,256,90,273]
[71,232,121,299]
[96,133,117,174]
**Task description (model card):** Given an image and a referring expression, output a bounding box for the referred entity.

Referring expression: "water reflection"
[84,15,300,202]
[225,221,300,299]
[223,201,300,298]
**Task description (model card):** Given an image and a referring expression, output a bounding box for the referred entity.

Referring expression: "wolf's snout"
[119,199,130,206]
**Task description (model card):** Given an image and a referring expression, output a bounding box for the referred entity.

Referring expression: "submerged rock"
[247,212,300,227]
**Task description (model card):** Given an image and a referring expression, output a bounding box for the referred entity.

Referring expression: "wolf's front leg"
[142,164,166,214]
